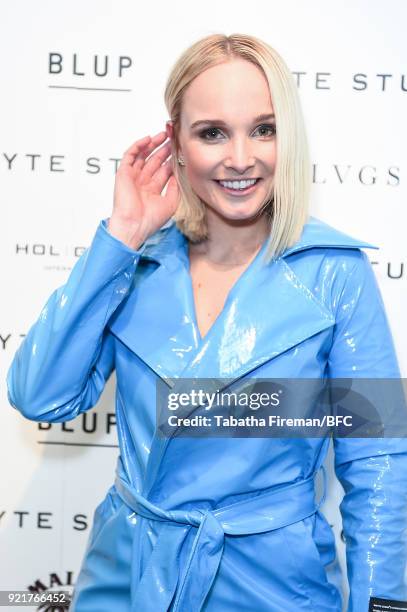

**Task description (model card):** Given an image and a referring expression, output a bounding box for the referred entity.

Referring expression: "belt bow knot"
[114,466,326,612]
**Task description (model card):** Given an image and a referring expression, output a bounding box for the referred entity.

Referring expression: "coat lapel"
[108,216,378,390]
[108,224,201,383]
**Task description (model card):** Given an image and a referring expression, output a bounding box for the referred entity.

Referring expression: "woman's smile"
[213,177,262,197]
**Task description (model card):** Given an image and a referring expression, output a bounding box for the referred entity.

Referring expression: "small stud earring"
[177,157,186,166]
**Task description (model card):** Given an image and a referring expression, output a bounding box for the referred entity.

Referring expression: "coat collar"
[108,215,378,391]
[137,214,378,267]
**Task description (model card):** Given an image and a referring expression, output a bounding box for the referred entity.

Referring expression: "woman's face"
[176,58,276,222]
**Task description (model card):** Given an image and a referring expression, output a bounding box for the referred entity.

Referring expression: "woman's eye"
[199,127,224,141]
[255,124,276,137]
[198,124,277,141]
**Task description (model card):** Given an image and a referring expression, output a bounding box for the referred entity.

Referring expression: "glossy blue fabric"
[6,215,407,611]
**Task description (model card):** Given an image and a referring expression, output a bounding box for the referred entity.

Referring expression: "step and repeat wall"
[1,1,406,610]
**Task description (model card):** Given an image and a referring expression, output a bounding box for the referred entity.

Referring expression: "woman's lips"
[214,178,262,196]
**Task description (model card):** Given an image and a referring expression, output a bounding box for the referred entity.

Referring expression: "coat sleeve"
[327,249,407,611]
[6,218,142,423]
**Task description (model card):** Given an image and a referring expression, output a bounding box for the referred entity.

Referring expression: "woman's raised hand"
[108,130,180,250]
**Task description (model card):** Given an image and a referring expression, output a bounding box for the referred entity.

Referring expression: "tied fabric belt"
[114,467,327,612]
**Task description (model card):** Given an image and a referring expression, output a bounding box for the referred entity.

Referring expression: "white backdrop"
[1,1,406,610]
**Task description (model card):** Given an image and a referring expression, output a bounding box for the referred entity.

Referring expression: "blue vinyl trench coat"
[6,214,407,612]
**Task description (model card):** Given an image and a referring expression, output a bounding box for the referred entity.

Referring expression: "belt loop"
[316,464,327,510]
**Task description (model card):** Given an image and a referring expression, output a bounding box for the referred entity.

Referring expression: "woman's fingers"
[120,131,167,169]
[131,140,158,173]
[164,174,181,209]
[119,136,151,169]
[149,157,175,193]
[132,135,170,171]
[139,140,172,183]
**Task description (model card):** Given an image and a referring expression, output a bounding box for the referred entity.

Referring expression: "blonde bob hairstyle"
[164,33,311,262]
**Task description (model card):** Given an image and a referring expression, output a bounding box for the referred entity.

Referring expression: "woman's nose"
[223,139,255,174]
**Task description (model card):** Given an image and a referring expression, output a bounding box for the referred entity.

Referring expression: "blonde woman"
[7,33,407,612]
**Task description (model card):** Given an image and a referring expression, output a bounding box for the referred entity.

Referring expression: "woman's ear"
[166,120,174,140]
[166,120,182,161]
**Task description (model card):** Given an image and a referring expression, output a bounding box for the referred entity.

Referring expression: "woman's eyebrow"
[190,113,275,129]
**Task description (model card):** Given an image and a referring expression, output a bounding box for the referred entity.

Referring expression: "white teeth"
[219,179,257,190]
